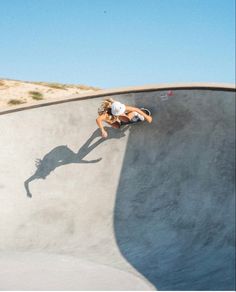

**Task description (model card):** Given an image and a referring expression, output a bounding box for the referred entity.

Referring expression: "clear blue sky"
[0,0,235,88]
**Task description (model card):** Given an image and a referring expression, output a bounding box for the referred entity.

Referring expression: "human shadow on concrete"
[24,126,129,198]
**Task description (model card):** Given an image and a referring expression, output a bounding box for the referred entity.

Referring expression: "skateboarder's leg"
[111,121,121,129]
[127,111,144,122]
[119,115,130,123]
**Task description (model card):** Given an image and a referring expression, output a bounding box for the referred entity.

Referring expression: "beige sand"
[0,79,100,111]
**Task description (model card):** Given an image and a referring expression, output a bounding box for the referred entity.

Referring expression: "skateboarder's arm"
[125,106,152,123]
[96,115,108,138]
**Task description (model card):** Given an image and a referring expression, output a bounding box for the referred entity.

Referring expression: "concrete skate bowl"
[0,83,235,290]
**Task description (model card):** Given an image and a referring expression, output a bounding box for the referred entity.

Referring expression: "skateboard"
[120,108,152,125]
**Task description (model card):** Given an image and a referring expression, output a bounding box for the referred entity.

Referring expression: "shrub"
[29,91,44,100]
[8,99,26,105]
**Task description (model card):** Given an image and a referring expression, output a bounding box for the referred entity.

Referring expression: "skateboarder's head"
[111,101,125,116]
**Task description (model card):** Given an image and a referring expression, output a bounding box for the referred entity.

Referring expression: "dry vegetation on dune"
[8,99,26,105]
[32,81,100,91]
[0,79,101,111]
[29,91,44,100]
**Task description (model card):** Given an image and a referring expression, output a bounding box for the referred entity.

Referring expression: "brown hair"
[98,98,118,122]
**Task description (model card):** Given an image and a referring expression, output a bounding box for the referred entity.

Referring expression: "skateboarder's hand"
[102,129,108,138]
[146,115,152,123]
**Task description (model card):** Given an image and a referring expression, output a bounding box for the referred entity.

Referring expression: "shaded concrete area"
[0,85,235,290]
[114,89,235,290]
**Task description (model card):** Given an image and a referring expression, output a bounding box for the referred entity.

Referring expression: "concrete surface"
[0,252,151,291]
[0,84,235,290]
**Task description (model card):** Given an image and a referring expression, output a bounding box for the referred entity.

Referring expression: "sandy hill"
[0,79,100,111]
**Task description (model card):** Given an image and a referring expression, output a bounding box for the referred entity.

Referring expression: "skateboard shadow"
[24,126,129,198]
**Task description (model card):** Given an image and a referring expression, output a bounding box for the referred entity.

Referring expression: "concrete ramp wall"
[0,84,235,290]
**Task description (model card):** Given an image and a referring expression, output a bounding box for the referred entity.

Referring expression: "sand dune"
[0,79,100,111]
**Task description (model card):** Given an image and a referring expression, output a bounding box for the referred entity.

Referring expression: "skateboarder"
[96,98,152,138]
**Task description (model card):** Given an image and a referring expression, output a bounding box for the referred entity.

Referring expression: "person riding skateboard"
[96,98,152,138]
